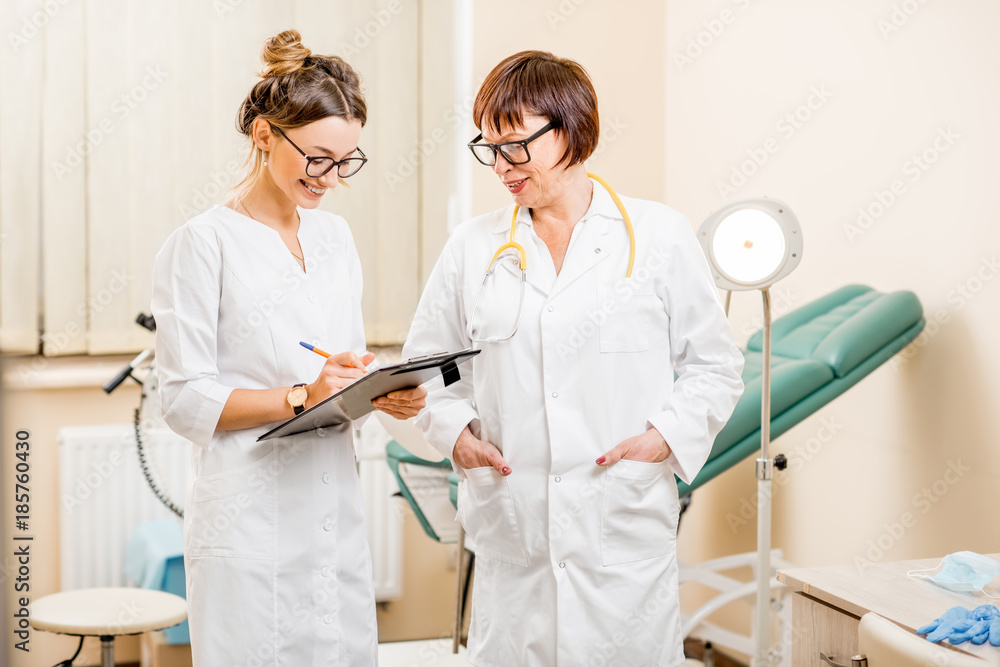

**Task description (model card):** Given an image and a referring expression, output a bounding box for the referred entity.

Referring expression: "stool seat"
[30,587,187,637]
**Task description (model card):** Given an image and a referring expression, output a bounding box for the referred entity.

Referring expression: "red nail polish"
[596,457,606,465]
[501,466,510,475]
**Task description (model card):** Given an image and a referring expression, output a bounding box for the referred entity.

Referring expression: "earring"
[262,152,268,167]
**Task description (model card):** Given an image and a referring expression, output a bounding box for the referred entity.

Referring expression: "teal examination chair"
[388,283,925,657]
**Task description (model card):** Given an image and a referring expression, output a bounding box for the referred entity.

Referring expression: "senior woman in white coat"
[403,51,744,666]
[152,30,424,666]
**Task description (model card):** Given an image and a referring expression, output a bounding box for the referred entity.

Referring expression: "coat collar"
[490,177,625,235]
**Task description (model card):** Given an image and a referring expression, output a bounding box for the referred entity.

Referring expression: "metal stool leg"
[453,526,466,654]
[100,636,115,667]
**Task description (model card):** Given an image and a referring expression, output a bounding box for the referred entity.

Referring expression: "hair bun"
[260,29,311,78]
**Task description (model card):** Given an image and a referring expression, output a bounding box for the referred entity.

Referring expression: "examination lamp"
[698,198,802,667]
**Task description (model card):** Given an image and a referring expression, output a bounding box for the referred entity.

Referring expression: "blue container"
[125,519,189,644]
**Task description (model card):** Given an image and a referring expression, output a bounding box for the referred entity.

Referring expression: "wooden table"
[778,554,1000,665]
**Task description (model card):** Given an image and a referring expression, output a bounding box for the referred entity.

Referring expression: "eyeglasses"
[467,121,556,166]
[269,124,368,178]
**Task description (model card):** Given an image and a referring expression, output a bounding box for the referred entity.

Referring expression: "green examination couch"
[679,283,924,495]
[389,283,925,517]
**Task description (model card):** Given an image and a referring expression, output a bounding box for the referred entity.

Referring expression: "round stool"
[30,587,187,667]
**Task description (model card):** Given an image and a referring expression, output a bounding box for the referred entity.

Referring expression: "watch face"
[288,386,308,407]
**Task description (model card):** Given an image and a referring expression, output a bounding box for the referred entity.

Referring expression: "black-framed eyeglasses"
[467,121,556,166]
[270,124,368,178]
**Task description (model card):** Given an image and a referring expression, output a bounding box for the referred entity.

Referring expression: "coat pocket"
[187,447,277,559]
[597,280,658,353]
[600,459,679,566]
[458,466,529,566]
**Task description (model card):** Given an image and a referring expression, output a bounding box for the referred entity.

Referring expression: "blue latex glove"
[918,606,971,642]
[920,605,1000,645]
[972,605,1000,647]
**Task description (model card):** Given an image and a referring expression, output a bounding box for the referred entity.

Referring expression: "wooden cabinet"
[779,555,999,664]
[791,592,860,666]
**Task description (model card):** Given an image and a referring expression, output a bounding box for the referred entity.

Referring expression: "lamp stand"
[754,288,774,666]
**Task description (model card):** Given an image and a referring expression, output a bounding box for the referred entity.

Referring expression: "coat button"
[552,392,558,398]
[323,614,333,624]
[554,476,561,483]
[322,473,331,484]
[323,520,333,532]
[321,566,331,577]
[595,247,602,254]
[559,562,566,568]
[308,293,318,303]
[547,305,554,312]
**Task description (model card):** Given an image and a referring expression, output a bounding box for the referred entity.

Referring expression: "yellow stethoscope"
[468,173,636,343]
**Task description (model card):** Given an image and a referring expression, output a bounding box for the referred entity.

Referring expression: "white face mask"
[908,551,1000,596]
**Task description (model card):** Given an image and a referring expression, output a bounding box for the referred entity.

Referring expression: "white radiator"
[58,424,190,591]
[58,420,404,601]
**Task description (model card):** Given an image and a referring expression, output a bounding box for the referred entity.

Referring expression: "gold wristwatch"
[286,383,308,415]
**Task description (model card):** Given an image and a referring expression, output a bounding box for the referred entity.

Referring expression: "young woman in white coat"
[403,51,745,667]
[152,30,425,666]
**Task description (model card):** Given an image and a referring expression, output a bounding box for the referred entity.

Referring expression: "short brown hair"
[473,50,599,167]
[232,30,367,201]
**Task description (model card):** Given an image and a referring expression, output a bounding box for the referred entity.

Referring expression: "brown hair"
[473,50,599,167]
[232,30,366,201]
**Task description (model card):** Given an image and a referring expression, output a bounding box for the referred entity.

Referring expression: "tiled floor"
[377,640,706,666]
[377,639,468,666]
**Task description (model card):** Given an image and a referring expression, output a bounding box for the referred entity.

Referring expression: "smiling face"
[483,113,578,210]
[252,115,363,209]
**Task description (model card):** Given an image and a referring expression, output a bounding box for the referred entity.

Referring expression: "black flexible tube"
[52,635,84,666]
[134,406,184,518]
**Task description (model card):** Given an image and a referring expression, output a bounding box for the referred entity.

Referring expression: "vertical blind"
[0,0,425,355]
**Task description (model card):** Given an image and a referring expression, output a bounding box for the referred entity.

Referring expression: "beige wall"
[665,0,1000,623]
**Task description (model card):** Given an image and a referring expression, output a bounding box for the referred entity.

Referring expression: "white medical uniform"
[403,180,744,667]
[151,205,377,667]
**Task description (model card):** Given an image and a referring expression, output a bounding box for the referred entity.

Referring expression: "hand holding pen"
[299,341,427,419]
[300,342,375,408]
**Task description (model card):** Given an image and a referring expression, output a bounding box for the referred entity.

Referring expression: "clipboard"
[257,348,480,441]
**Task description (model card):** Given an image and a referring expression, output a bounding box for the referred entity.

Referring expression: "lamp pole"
[754,288,773,666]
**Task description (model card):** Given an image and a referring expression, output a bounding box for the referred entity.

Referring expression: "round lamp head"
[698,198,802,291]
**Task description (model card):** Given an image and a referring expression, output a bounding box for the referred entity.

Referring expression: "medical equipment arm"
[151,223,236,449]
[645,216,745,485]
[403,243,480,469]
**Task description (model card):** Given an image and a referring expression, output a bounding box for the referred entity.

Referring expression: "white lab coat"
[403,180,744,667]
[151,205,377,667]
